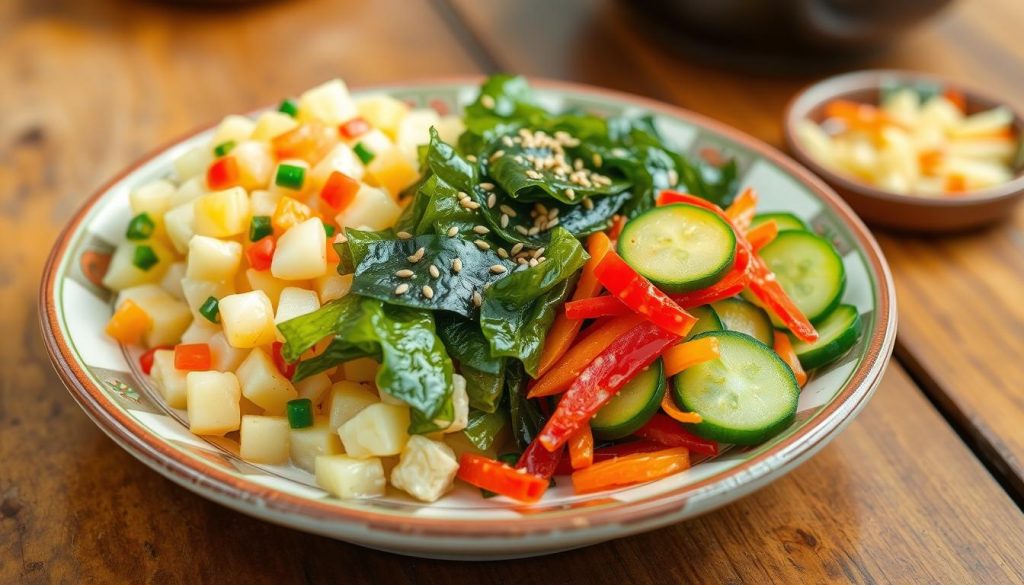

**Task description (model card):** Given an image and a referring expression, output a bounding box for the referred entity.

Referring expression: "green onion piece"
[198,296,220,323]
[275,164,306,190]
[353,142,375,164]
[322,222,336,237]
[286,398,314,429]
[132,245,158,271]
[278,99,299,118]
[481,453,521,498]
[249,215,273,242]
[125,213,155,240]
[213,140,237,157]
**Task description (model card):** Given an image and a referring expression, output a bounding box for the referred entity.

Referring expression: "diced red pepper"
[516,440,565,480]
[246,237,275,271]
[174,343,212,371]
[271,341,296,379]
[537,321,680,451]
[139,345,172,375]
[320,170,361,211]
[457,453,549,503]
[564,295,630,320]
[339,117,371,140]
[206,156,240,190]
[593,251,696,337]
[635,413,719,457]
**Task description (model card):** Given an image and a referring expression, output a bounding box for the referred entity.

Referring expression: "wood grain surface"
[2,0,1023,582]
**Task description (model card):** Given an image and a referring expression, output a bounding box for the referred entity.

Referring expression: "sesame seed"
[395,269,414,278]
[516,257,528,265]
[667,169,679,186]
[397,231,413,240]
[474,240,491,251]
[466,154,478,162]
[592,153,603,167]
[458,191,469,200]
[480,182,495,190]
[497,247,509,259]
[394,283,409,295]
[489,150,505,162]
[538,256,547,263]
[480,94,495,109]
[549,209,559,219]
[407,247,425,263]
[447,226,459,237]
[528,226,540,236]
[526,170,543,180]
[510,242,524,255]
[490,264,507,274]
[429,265,440,279]
[473,225,490,235]
[502,136,514,147]
[500,214,509,228]
[582,197,594,210]
[472,291,482,307]
[528,258,539,267]
[515,225,529,235]
[499,204,518,217]
[487,193,497,208]
[564,188,575,200]
[460,199,480,210]
[452,258,462,273]
[532,247,546,258]
[422,285,434,299]
[547,217,560,228]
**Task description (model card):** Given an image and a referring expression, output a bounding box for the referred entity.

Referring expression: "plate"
[39,78,897,560]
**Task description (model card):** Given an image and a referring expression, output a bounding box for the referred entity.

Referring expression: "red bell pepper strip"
[635,414,719,456]
[537,321,681,451]
[593,251,696,337]
[271,341,296,379]
[516,440,565,480]
[564,295,630,320]
[725,187,758,232]
[457,454,549,503]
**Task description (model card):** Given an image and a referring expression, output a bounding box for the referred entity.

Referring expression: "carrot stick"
[571,447,690,494]
[773,331,808,387]
[528,314,645,398]
[663,337,720,377]
[661,394,703,424]
[568,426,594,470]
[537,232,612,377]
[745,219,778,252]
[725,187,758,231]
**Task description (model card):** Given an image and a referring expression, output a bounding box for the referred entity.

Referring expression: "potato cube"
[102,240,173,292]
[389,435,459,502]
[116,284,192,347]
[180,318,219,345]
[435,115,465,147]
[174,144,213,181]
[163,202,197,254]
[159,261,187,300]
[129,180,176,217]
[313,270,352,304]
[208,331,249,372]
[244,269,299,308]
[342,358,379,383]
[356,95,410,139]
[168,176,206,208]
[354,128,392,156]
[290,416,343,472]
[251,111,299,141]
[181,277,235,322]
[239,415,290,464]
[150,349,187,408]
[235,347,297,415]
[309,143,364,191]
[326,380,378,430]
[338,403,410,458]
[233,141,275,190]
[315,455,385,499]
[186,371,241,436]
[396,108,441,162]
[212,114,255,146]
[335,184,400,231]
[187,236,243,282]
[295,372,332,405]
[443,374,469,434]
[271,218,327,280]
[193,187,250,238]
[275,287,321,326]
[249,189,281,218]
[218,290,277,348]
[366,147,420,197]
[298,79,358,126]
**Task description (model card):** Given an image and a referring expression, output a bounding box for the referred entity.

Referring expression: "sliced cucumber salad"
[686,304,724,339]
[618,204,736,293]
[791,304,861,369]
[591,359,665,440]
[672,331,799,445]
[711,298,774,346]
[756,230,846,326]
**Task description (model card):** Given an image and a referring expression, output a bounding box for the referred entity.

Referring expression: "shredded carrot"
[571,447,690,494]
[528,314,645,398]
[663,336,720,377]
[536,232,612,377]
[568,426,594,470]
[824,99,894,130]
[745,219,778,252]
[773,331,808,387]
[918,149,944,176]
[725,187,758,231]
[943,89,967,113]
[945,173,968,194]
[661,393,703,424]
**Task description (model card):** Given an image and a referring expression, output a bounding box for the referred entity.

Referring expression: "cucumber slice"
[685,305,724,340]
[672,331,799,445]
[791,304,861,370]
[711,298,774,346]
[751,212,808,232]
[618,204,736,293]
[591,359,665,440]
[756,230,846,325]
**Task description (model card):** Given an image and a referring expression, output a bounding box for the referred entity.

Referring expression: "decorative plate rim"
[39,76,897,539]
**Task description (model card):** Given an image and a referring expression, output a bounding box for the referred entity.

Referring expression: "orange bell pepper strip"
[725,187,758,231]
[571,447,690,494]
[568,426,595,470]
[528,314,645,398]
[663,336,720,377]
[773,331,808,387]
[593,251,696,337]
[745,219,778,252]
[661,394,703,424]
[536,232,612,377]
[105,300,151,345]
[457,454,549,503]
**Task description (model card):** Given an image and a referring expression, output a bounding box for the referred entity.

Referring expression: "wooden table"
[2,0,1023,582]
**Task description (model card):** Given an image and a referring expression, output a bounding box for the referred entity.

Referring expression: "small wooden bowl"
[784,70,1024,232]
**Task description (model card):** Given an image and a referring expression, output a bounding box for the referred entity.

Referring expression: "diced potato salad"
[104,75,863,505]
[797,87,1020,196]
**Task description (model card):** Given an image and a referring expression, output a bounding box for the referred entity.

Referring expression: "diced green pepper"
[199,296,220,323]
[353,142,375,164]
[287,398,314,429]
[322,222,336,237]
[126,213,155,240]
[132,245,158,271]
[278,99,299,118]
[275,164,306,190]
[213,140,237,157]
[249,215,273,242]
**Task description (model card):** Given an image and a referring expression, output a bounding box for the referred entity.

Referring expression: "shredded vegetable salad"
[102,75,861,504]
